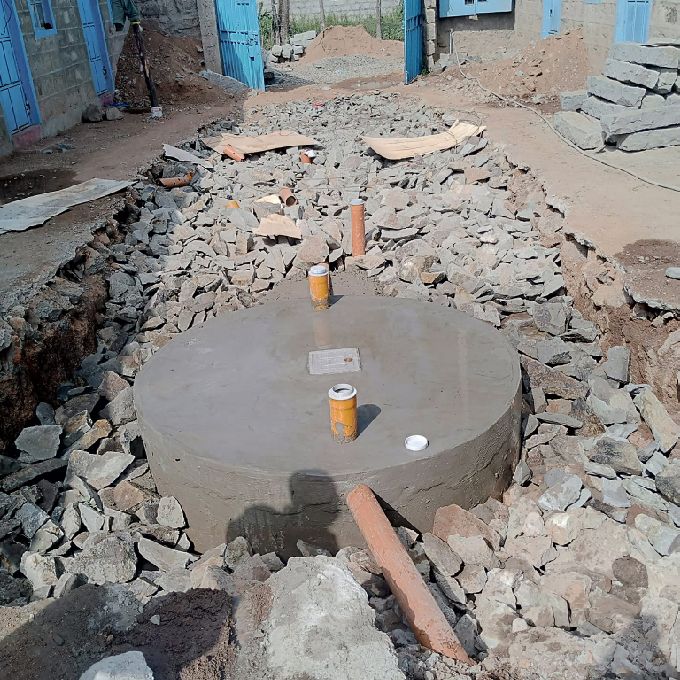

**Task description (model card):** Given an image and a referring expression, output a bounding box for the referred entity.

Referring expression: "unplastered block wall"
[436,13,516,57]
[290,0,400,19]
[13,0,109,139]
[649,0,680,41]
[136,0,200,36]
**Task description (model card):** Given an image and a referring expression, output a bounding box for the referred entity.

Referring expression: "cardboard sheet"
[363,121,486,160]
[163,144,214,168]
[203,130,320,156]
[0,178,131,235]
[253,214,302,239]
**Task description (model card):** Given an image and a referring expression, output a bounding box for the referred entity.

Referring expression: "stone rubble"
[1,92,680,679]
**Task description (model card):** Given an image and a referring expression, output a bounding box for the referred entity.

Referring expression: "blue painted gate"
[541,0,561,37]
[439,0,513,17]
[77,0,113,95]
[615,0,652,42]
[404,0,424,84]
[0,0,39,133]
[214,0,264,90]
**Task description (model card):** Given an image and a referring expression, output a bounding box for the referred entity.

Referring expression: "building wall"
[436,0,680,73]
[289,0,400,18]
[1,0,116,154]
[136,0,200,35]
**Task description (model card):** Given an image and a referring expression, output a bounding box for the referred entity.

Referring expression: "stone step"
[601,104,680,135]
[587,75,646,108]
[610,42,680,69]
[603,58,660,89]
[615,125,680,151]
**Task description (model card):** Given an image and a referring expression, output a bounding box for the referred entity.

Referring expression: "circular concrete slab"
[135,296,521,555]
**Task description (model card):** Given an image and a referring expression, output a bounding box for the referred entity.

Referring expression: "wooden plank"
[363,121,486,160]
[203,130,320,156]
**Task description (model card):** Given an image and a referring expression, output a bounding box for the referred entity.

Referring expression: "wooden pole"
[319,0,326,30]
[375,0,382,39]
[131,22,159,109]
[279,0,290,44]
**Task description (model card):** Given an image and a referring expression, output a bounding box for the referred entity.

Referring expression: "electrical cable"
[448,32,680,193]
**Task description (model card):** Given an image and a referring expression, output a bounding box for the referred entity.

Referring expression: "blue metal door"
[214,0,264,90]
[404,0,424,84]
[77,0,113,95]
[541,0,561,37]
[615,0,651,42]
[439,0,513,16]
[0,0,39,132]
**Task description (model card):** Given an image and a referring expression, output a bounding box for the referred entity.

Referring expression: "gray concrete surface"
[135,294,522,555]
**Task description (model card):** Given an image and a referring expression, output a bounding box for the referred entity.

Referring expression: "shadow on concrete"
[358,403,381,435]
[226,469,341,560]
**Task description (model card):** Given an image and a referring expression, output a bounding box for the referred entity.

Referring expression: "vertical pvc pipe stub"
[350,200,366,257]
[350,199,364,206]
[308,264,330,311]
[329,384,358,443]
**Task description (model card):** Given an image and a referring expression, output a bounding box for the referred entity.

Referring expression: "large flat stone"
[587,75,646,107]
[610,43,680,69]
[601,104,680,135]
[616,126,680,151]
[603,58,660,89]
[581,95,629,122]
[553,111,604,150]
[560,90,587,112]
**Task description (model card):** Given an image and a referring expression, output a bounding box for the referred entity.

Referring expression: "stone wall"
[0,0,114,154]
[135,0,200,35]
[289,0,400,18]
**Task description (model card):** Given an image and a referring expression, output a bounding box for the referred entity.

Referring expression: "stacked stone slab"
[555,42,680,151]
[270,30,317,63]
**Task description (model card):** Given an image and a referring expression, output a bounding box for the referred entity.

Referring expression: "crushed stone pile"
[0,92,679,680]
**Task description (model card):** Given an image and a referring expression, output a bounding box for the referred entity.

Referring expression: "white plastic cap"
[328,384,357,401]
[404,435,429,452]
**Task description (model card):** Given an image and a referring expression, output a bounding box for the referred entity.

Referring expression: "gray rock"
[16,502,49,537]
[104,106,124,121]
[560,90,587,111]
[603,345,630,383]
[601,478,631,508]
[665,267,680,280]
[588,437,641,474]
[655,68,678,93]
[535,412,583,429]
[656,460,680,504]
[20,552,58,590]
[580,95,629,122]
[14,425,62,462]
[513,459,532,485]
[610,43,680,69]
[138,536,191,571]
[538,473,583,512]
[35,402,56,425]
[66,449,135,490]
[67,534,137,584]
[634,388,680,452]
[531,302,568,335]
[157,496,185,529]
[101,386,135,426]
[641,93,666,108]
[634,513,680,555]
[82,103,104,123]
[553,111,604,150]
[447,534,498,569]
[80,652,154,680]
[587,375,638,425]
[603,58,660,89]
[587,75,646,107]
[601,104,680,136]
[264,557,404,679]
[422,533,462,576]
[616,125,680,151]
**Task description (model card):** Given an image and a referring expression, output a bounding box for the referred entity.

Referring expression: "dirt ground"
[301,25,403,62]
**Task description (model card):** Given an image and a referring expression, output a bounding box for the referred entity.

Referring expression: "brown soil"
[115,29,232,108]
[464,30,589,100]
[302,25,403,63]
[0,585,237,680]
[0,168,77,205]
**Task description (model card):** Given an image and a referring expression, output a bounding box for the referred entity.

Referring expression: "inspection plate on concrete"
[308,347,361,375]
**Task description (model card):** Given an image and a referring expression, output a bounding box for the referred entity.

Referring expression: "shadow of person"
[226,469,340,560]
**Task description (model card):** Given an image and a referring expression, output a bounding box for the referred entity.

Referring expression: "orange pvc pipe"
[328,384,358,443]
[158,172,193,188]
[351,199,366,256]
[346,484,473,664]
[308,263,330,311]
[223,144,245,162]
[278,187,297,207]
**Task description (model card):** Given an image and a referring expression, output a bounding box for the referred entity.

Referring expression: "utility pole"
[375,0,382,39]
[319,0,326,30]
[272,0,281,44]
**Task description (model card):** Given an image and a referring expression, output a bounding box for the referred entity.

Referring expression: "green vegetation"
[259,2,404,49]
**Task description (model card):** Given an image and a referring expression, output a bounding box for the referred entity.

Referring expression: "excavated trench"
[1,92,680,680]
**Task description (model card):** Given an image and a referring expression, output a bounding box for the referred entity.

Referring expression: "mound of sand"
[302,25,402,63]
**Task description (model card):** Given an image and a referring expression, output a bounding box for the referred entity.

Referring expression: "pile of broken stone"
[556,42,680,151]
[2,93,679,679]
[269,30,317,63]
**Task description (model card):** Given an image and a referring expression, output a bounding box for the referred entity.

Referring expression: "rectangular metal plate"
[308,348,361,375]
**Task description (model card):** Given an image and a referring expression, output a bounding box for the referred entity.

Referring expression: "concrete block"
[654,68,678,94]
[291,30,316,43]
[610,43,680,69]
[641,93,666,109]
[601,104,680,135]
[553,111,604,150]
[281,44,293,59]
[581,95,628,121]
[560,90,587,112]
[587,75,645,108]
[615,126,680,151]
[293,45,304,56]
[603,59,659,89]
[271,44,283,57]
